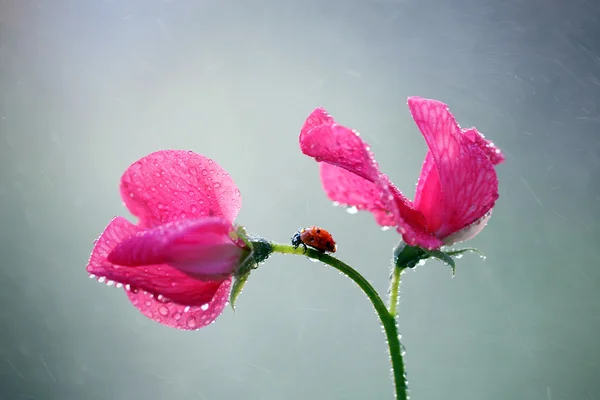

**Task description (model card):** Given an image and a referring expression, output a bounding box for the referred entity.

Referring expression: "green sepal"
[230,271,250,311]
[394,241,485,276]
[424,249,457,276]
[444,247,485,259]
[228,228,274,311]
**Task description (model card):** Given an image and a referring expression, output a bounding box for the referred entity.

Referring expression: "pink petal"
[107,217,245,280]
[300,108,381,183]
[388,181,444,249]
[462,128,506,165]
[120,150,242,229]
[87,217,230,308]
[408,97,499,239]
[319,163,396,226]
[125,278,231,330]
[302,108,442,248]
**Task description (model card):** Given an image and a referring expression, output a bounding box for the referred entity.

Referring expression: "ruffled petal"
[120,150,242,228]
[125,279,231,330]
[462,128,505,165]
[301,107,440,248]
[408,97,499,239]
[300,108,381,183]
[87,217,229,308]
[319,163,396,226]
[107,217,244,280]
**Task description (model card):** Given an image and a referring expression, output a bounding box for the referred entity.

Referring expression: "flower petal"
[462,128,505,165]
[319,163,396,226]
[107,217,245,280]
[120,150,242,228]
[300,108,380,183]
[87,216,229,307]
[408,97,499,239]
[301,108,441,248]
[125,279,231,330]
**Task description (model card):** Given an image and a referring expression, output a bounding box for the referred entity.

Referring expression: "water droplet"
[190,205,197,213]
[332,201,340,207]
[145,300,152,307]
[150,187,156,192]
[115,283,123,288]
[98,276,106,283]
[188,190,194,196]
[200,303,209,311]
[201,169,208,176]
[308,258,319,263]
[157,203,164,209]
[184,306,191,313]
[173,312,182,320]
[89,274,96,279]
[106,280,115,286]
[346,206,358,214]
[129,192,134,198]
[381,226,392,231]
[234,189,241,197]
[213,182,221,188]
[158,306,169,316]
[208,159,214,165]
[125,284,131,291]
[180,212,186,219]
[187,317,197,329]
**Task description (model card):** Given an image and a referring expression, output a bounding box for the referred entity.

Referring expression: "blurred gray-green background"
[1,1,599,399]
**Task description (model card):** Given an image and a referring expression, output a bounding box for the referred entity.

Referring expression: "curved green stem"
[269,243,407,400]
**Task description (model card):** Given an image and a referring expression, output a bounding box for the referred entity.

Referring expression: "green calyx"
[229,226,274,310]
[394,242,485,275]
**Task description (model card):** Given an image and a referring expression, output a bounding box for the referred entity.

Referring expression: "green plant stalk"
[269,243,408,400]
[388,266,402,317]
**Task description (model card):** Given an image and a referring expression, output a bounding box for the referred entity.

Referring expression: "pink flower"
[86,150,245,330]
[299,96,505,250]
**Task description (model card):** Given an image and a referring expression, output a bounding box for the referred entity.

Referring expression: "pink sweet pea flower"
[86,150,245,330]
[299,96,505,250]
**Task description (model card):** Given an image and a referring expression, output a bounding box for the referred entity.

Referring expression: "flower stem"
[269,243,408,400]
[388,266,401,317]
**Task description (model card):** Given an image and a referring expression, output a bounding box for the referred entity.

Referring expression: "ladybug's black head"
[291,232,302,248]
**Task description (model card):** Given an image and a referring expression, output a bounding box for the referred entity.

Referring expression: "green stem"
[388,266,401,317]
[269,243,407,400]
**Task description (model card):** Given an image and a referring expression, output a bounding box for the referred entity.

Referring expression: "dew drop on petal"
[157,203,164,210]
[381,226,392,231]
[332,201,340,207]
[184,306,191,313]
[200,303,209,311]
[158,306,169,316]
[187,317,197,329]
[173,312,182,320]
[346,206,358,214]
[98,276,106,283]
[213,182,221,188]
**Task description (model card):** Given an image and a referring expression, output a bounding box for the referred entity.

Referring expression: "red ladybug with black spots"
[291,226,337,253]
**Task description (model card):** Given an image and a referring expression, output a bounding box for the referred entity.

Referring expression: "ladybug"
[291,226,337,253]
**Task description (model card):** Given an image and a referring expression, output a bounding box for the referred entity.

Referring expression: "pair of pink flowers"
[86,97,504,330]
